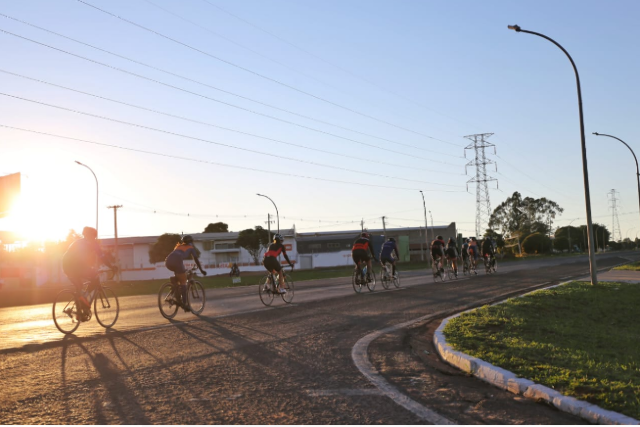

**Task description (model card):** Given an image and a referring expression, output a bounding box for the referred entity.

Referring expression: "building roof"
[99,228,296,246]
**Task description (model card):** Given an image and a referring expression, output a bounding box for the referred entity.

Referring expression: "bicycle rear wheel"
[281,274,295,303]
[366,268,377,292]
[52,289,80,334]
[380,266,390,290]
[94,287,119,328]
[158,282,179,319]
[188,281,206,315]
[492,258,498,273]
[352,268,364,293]
[432,263,444,282]
[259,275,275,306]
[446,262,454,280]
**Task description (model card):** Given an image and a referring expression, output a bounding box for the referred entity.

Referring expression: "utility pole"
[419,191,430,267]
[419,227,424,261]
[608,189,622,242]
[108,205,123,282]
[361,218,364,232]
[382,216,387,240]
[429,211,435,244]
[265,213,275,243]
[464,133,498,238]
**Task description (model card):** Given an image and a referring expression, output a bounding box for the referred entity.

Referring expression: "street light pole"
[257,193,279,235]
[593,132,640,234]
[568,218,577,253]
[75,161,99,235]
[508,25,597,285]
[419,191,430,266]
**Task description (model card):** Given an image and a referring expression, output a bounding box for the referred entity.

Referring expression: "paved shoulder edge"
[433,282,640,425]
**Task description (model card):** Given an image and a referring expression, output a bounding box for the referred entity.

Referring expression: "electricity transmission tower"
[608,189,622,242]
[464,133,498,238]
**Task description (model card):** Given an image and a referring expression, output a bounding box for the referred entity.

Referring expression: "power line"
[0,91,466,188]
[0,68,459,176]
[0,26,463,168]
[0,13,463,160]
[77,0,462,147]
[199,0,483,131]
[0,124,467,192]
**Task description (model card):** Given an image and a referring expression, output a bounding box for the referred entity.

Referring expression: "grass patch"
[614,261,640,271]
[443,281,640,419]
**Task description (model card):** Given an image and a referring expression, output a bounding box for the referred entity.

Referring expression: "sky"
[1,0,639,242]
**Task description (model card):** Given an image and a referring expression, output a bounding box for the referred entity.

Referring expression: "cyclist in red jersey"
[263,234,293,293]
[431,235,446,274]
[352,232,377,281]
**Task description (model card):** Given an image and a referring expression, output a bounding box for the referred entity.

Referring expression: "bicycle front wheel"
[366,268,377,292]
[446,263,454,280]
[259,275,275,306]
[94,287,119,329]
[281,274,294,303]
[352,269,364,293]
[158,282,179,319]
[188,281,206,315]
[492,259,498,273]
[392,270,400,288]
[52,289,80,334]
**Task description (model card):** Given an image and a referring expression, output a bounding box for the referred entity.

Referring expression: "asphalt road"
[1,252,636,424]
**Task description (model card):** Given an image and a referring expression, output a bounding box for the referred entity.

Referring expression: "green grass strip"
[443,281,640,419]
[613,261,640,271]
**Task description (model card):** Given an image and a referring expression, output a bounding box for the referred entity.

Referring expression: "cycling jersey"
[430,239,446,249]
[446,243,458,258]
[352,238,376,258]
[482,240,495,256]
[165,243,204,274]
[264,242,291,265]
[461,243,469,258]
[62,238,107,272]
[380,241,399,260]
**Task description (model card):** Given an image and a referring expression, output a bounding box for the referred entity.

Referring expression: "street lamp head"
[592,132,600,136]
[75,160,83,165]
[508,25,522,32]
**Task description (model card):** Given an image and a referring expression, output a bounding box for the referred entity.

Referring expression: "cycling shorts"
[165,254,186,274]
[381,256,395,265]
[352,249,370,264]
[445,248,458,258]
[431,248,444,260]
[263,256,282,272]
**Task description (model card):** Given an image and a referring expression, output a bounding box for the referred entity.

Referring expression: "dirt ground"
[368,318,586,425]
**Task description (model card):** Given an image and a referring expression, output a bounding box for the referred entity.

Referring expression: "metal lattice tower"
[608,189,622,242]
[464,133,498,238]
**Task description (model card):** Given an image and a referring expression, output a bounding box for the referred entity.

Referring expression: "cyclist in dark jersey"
[62,226,115,320]
[468,237,479,274]
[263,234,293,293]
[352,232,377,281]
[445,237,459,277]
[482,238,496,268]
[431,235,446,273]
[380,237,400,277]
[165,235,207,311]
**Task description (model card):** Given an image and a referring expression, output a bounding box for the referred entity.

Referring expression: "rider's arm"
[369,244,376,260]
[189,248,206,274]
[393,244,399,259]
[281,246,293,266]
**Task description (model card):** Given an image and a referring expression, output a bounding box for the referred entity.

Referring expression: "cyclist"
[461,238,470,272]
[380,237,400,278]
[263,234,293,293]
[229,262,240,277]
[431,235,446,275]
[165,235,207,312]
[482,237,497,269]
[352,232,377,282]
[468,237,479,274]
[62,226,116,321]
[445,237,459,277]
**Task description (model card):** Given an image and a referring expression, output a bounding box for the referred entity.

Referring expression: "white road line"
[305,389,384,397]
[351,311,455,425]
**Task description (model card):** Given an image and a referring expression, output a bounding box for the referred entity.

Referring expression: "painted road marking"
[305,389,384,397]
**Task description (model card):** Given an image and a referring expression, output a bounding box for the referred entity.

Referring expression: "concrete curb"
[434,282,640,425]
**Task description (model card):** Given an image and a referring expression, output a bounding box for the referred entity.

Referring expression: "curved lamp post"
[75,161,98,235]
[419,191,430,265]
[593,132,640,232]
[508,24,597,284]
[256,193,279,234]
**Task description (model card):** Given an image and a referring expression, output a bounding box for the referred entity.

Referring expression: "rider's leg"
[391,260,397,276]
[366,258,373,279]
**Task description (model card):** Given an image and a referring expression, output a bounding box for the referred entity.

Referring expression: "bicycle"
[352,260,377,293]
[462,256,471,276]
[380,261,400,290]
[52,268,119,334]
[158,266,206,319]
[483,254,497,274]
[431,257,445,282]
[444,258,457,280]
[258,266,294,306]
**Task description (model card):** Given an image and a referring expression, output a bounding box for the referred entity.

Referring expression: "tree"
[553,236,570,252]
[149,233,181,263]
[203,222,229,233]
[522,233,552,254]
[555,226,584,252]
[236,226,270,265]
[488,191,563,240]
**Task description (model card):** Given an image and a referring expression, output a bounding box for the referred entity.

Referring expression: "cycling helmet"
[274,233,283,242]
[181,235,194,244]
[437,235,443,240]
[82,226,98,239]
[361,232,370,238]
[464,238,469,243]
[388,237,396,242]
